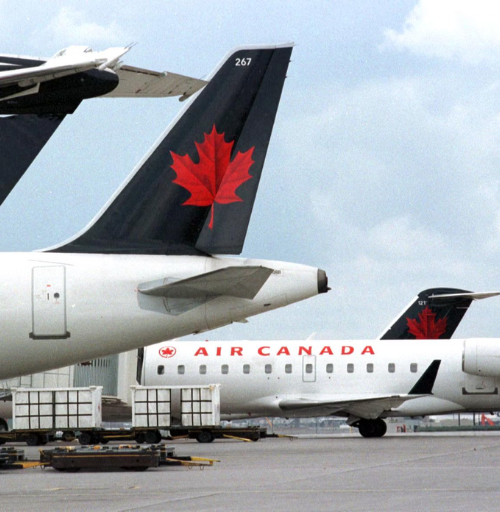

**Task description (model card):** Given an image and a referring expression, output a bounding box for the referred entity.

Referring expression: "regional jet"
[0,45,207,208]
[0,44,329,382]
[141,288,500,439]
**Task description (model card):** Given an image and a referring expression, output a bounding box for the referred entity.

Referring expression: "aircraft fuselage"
[142,339,500,419]
[0,253,322,380]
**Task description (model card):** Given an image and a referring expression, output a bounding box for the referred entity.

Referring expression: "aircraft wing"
[138,266,274,300]
[279,359,441,419]
[103,65,208,100]
[279,394,422,419]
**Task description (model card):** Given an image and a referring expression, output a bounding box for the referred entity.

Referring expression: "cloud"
[384,0,500,64]
[38,6,126,48]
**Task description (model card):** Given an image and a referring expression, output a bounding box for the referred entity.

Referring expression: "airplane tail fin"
[49,44,293,255]
[378,288,500,340]
[0,114,64,205]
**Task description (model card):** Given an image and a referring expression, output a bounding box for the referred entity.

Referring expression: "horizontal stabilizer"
[138,265,273,300]
[105,66,208,100]
[409,359,441,395]
[428,291,500,301]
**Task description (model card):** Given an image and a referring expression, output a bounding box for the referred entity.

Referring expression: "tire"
[62,431,75,442]
[145,430,161,444]
[26,433,40,446]
[358,420,377,438]
[0,418,8,432]
[374,419,387,437]
[78,432,92,445]
[196,430,214,443]
[135,433,146,444]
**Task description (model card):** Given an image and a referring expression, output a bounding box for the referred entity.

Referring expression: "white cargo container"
[131,385,221,428]
[12,386,102,430]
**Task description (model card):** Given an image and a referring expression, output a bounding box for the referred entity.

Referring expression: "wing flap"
[104,66,208,99]
[138,266,273,300]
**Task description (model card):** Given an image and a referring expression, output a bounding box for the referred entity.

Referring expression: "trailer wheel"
[196,430,214,443]
[135,433,146,444]
[62,431,75,442]
[78,432,92,445]
[145,430,161,444]
[26,433,40,446]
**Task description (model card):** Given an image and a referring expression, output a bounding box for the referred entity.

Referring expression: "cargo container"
[13,386,102,430]
[131,384,221,428]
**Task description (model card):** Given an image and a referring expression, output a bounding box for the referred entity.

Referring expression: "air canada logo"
[407,306,447,339]
[159,346,177,358]
[170,125,255,229]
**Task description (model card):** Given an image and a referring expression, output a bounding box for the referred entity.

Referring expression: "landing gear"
[357,418,387,438]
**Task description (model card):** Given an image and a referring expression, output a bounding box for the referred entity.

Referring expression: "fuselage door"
[462,374,498,395]
[30,265,70,339]
[302,355,316,383]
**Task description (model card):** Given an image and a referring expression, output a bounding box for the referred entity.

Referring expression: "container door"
[302,355,316,383]
[30,265,70,339]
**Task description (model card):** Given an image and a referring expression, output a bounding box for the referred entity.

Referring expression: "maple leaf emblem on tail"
[406,306,447,339]
[170,125,255,229]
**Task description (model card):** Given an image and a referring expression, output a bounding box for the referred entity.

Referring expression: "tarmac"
[2,433,500,511]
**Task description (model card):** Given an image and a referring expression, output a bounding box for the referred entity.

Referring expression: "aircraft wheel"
[374,419,387,437]
[358,419,377,438]
[196,430,214,443]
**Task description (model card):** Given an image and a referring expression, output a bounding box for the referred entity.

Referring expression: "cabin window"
[177,365,185,375]
[265,364,272,374]
[326,363,333,373]
[243,364,250,374]
[221,364,229,375]
[410,363,417,373]
[388,363,395,373]
[366,363,373,373]
[285,364,292,374]
[157,365,164,375]
[347,363,354,373]
[199,365,207,375]
[305,363,313,374]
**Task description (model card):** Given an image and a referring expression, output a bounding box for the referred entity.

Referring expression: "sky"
[2,0,500,341]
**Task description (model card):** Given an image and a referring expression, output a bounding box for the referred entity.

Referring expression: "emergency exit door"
[302,355,316,382]
[30,266,70,339]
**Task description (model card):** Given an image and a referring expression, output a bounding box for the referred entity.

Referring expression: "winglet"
[408,360,441,395]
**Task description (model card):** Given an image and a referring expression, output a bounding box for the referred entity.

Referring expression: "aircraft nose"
[317,269,330,294]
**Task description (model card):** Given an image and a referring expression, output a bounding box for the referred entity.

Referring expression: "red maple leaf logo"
[406,306,447,339]
[159,346,177,358]
[170,125,255,229]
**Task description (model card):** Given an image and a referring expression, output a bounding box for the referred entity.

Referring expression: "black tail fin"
[0,114,64,205]
[378,288,499,340]
[50,44,293,255]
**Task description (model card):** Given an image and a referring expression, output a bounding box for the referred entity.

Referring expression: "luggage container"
[12,386,102,430]
[131,384,221,428]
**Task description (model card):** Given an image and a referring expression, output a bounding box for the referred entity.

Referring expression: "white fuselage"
[0,252,321,380]
[142,339,500,419]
